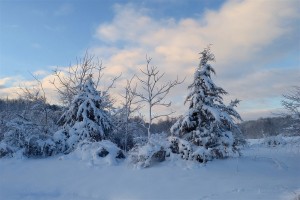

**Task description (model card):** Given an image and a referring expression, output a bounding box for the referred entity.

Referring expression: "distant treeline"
[0,98,295,141]
[238,116,295,138]
[0,98,175,140]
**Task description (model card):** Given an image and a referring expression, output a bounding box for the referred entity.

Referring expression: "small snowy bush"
[128,134,170,168]
[0,117,57,158]
[128,133,241,168]
[72,140,125,166]
[263,135,286,146]
[0,142,13,158]
[25,136,56,157]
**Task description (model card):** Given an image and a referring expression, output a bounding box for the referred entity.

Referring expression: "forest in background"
[0,97,297,140]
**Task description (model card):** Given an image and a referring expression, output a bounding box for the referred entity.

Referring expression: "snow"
[71,140,125,166]
[171,47,242,161]
[0,137,299,200]
[128,134,169,168]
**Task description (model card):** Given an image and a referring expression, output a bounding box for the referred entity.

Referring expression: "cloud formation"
[92,0,300,120]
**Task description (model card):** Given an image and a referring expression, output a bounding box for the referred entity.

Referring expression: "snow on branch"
[50,51,120,106]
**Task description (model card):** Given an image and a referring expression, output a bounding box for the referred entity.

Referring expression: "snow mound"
[128,134,169,168]
[64,140,125,166]
[247,135,300,148]
[263,134,287,146]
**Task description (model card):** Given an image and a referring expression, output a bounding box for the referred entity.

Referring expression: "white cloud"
[91,0,300,120]
[33,70,48,76]
[0,74,59,104]
[0,77,12,88]
[95,0,299,66]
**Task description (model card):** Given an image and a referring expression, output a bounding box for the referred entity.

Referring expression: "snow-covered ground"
[0,137,299,200]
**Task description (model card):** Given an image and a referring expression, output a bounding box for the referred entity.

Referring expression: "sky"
[0,0,299,121]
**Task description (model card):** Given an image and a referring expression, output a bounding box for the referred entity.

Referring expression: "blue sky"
[0,0,223,78]
[0,0,299,120]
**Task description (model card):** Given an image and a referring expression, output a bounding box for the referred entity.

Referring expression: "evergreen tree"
[171,46,242,162]
[55,75,113,152]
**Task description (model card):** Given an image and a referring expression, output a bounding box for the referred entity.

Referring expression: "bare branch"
[104,73,122,93]
[282,86,300,118]
[279,86,300,135]
[152,110,176,120]
[136,57,184,140]
[29,72,46,102]
[50,51,119,106]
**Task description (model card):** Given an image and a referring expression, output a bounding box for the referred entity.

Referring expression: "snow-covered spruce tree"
[54,75,114,153]
[171,46,242,163]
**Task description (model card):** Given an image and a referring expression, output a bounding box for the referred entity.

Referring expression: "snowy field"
[0,137,299,200]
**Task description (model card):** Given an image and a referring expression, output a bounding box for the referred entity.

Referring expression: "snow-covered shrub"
[0,142,13,158]
[0,117,57,158]
[168,134,238,163]
[72,140,125,166]
[170,46,242,162]
[263,135,286,146]
[25,136,56,157]
[0,93,62,158]
[128,134,170,168]
[56,75,114,153]
[108,77,147,152]
[110,111,147,152]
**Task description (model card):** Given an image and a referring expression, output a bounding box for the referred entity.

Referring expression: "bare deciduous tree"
[18,74,50,132]
[114,76,142,151]
[282,86,300,118]
[281,86,300,134]
[135,57,184,140]
[123,77,141,150]
[50,51,120,106]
